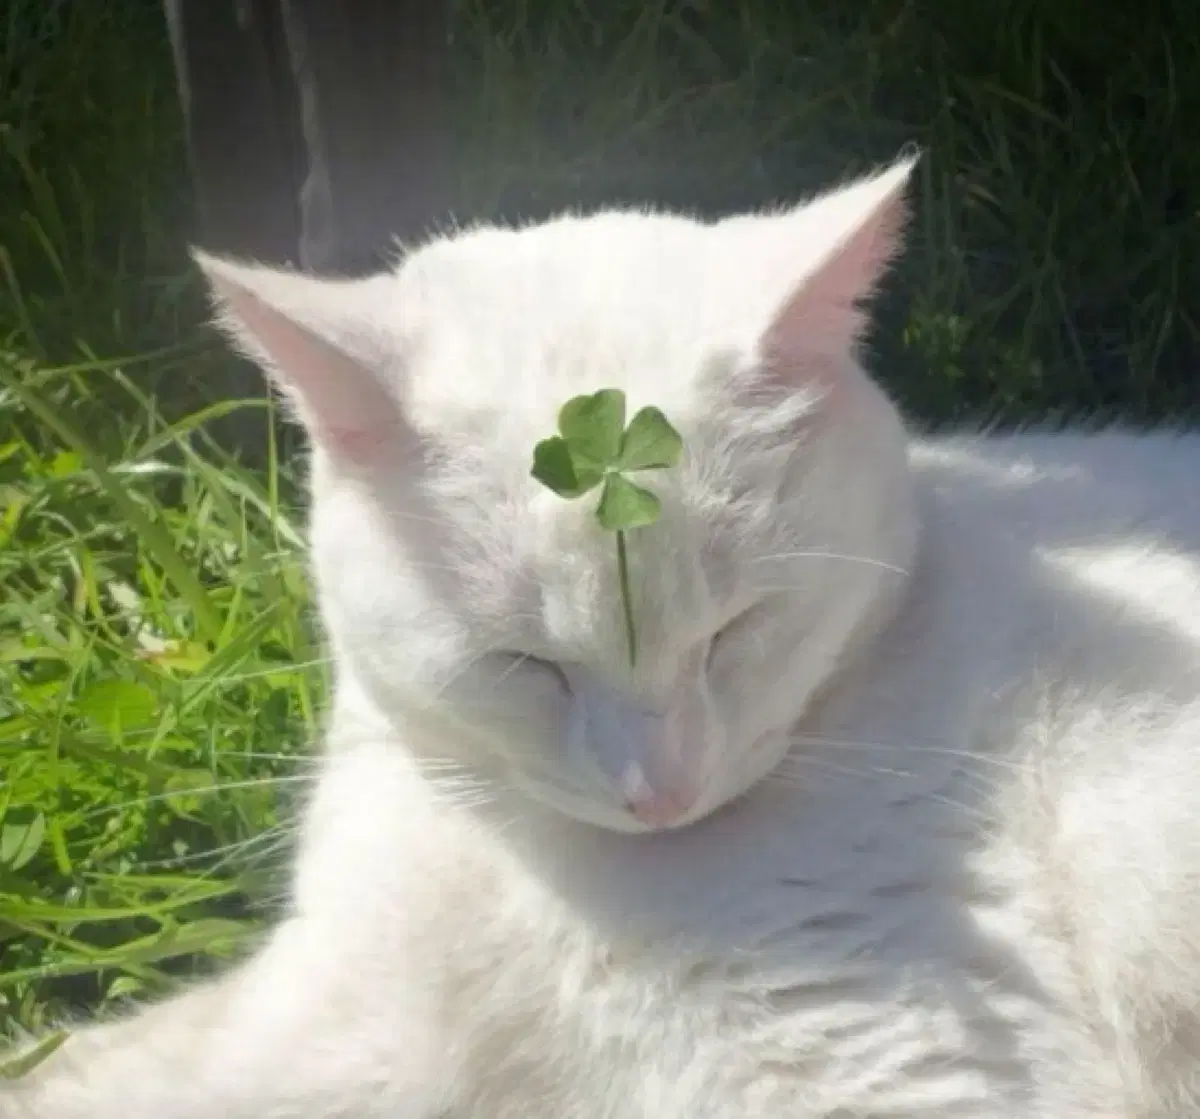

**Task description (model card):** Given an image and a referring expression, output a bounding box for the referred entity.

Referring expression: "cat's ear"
[193,251,408,463]
[738,156,916,384]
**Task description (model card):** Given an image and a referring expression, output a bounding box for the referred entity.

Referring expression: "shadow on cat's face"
[196,158,921,832]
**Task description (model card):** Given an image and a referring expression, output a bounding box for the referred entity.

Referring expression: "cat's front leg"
[0,917,453,1119]
[2,972,238,1119]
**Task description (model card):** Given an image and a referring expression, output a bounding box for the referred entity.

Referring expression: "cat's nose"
[617,760,697,828]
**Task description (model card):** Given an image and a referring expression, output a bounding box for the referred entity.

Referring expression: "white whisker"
[756,550,911,576]
[772,754,998,827]
[139,824,296,872]
[81,774,316,822]
[217,658,333,684]
[210,750,320,766]
[791,733,1030,775]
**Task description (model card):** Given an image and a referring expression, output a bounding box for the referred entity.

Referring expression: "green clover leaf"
[616,406,683,473]
[530,388,684,665]
[596,473,662,531]
[558,388,626,468]
[530,435,603,497]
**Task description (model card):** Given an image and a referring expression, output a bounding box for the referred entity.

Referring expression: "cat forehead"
[397,199,864,317]
[403,210,716,290]
[398,210,775,351]
[393,212,815,565]
[393,214,773,442]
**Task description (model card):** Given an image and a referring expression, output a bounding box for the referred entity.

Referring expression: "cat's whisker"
[388,509,456,530]
[427,773,502,812]
[779,765,1002,823]
[777,748,968,793]
[209,750,320,766]
[414,756,481,772]
[417,753,500,802]
[790,733,1032,775]
[424,769,489,791]
[754,551,912,577]
[781,740,1023,809]
[81,773,316,822]
[772,754,999,828]
[416,619,546,702]
[140,823,297,873]
[773,753,920,785]
[217,657,333,684]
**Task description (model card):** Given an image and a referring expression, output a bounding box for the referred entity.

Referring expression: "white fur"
[8,160,1200,1117]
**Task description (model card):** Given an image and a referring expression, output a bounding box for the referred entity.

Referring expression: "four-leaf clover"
[531,389,683,665]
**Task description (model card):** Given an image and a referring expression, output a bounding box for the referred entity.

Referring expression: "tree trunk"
[164,0,450,444]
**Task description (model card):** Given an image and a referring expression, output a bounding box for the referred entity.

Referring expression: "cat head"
[196,158,920,834]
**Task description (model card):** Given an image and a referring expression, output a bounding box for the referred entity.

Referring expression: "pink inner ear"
[761,175,909,388]
[210,276,405,462]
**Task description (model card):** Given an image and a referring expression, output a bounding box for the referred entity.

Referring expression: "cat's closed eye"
[706,604,764,672]
[493,651,573,695]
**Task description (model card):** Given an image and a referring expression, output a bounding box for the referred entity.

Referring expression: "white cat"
[8,157,1200,1118]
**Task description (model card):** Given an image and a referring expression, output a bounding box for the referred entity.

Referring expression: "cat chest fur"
[298,734,1119,1119]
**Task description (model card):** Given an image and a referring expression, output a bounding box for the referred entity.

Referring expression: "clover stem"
[616,529,637,666]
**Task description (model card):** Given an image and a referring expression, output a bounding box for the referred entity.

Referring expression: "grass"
[1,0,1198,1037]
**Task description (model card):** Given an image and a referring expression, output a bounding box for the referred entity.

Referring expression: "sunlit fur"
[11,159,1200,1117]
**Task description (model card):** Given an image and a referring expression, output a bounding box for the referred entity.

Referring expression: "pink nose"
[627,789,694,828]
[619,762,696,828]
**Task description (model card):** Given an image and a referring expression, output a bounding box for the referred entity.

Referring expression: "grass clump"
[1,0,1198,1035]
[0,367,324,1034]
[1,3,322,1034]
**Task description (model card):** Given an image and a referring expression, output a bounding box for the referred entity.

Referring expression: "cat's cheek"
[561,693,591,768]
[696,664,782,799]
[464,668,573,759]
